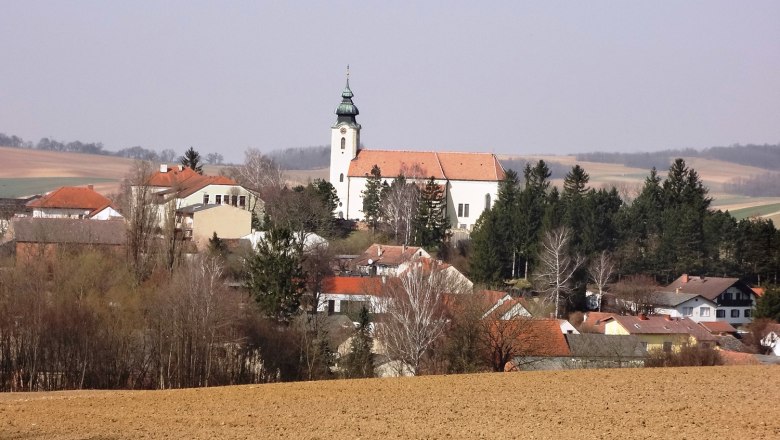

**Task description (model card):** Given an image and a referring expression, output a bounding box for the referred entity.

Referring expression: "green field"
[0,177,116,198]
[728,202,780,220]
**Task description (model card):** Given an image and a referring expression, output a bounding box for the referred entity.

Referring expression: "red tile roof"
[580,312,615,334]
[498,319,572,357]
[606,315,717,342]
[27,186,115,217]
[719,350,760,366]
[698,321,737,334]
[145,166,239,199]
[352,244,428,267]
[347,150,505,182]
[320,276,387,296]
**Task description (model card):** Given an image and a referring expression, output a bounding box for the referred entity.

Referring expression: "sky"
[1,1,779,163]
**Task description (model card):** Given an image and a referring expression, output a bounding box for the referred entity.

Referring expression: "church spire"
[335,65,359,125]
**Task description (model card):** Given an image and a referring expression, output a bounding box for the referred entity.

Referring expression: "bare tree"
[610,274,660,315]
[376,261,449,375]
[534,227,585,319]
[381,175,419,244]
[121,161,160,281]
[588,251,615,312]
[232,148,284,193]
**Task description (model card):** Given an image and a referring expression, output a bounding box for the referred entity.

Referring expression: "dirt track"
[1,365,777,439]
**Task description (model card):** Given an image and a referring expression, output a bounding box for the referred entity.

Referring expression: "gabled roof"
[13,217,126,245]
[648,292,714,307]
[664,275,750,301]
[320,276,388,296]
[699,321,737,334]
[498,319,572,358]
[580,312,615,334]
[352,244,429,268]
[347,150,505,182]
[605,315,717,342]
[26,186,115,217]
[565,334,647,358]
[145,165,239,199]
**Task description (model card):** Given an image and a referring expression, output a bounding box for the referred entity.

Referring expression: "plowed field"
[1,365,777,439]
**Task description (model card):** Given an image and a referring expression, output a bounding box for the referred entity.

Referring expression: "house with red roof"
[132,164,261,230]
[317,276,390,315]
[328,76,505,230]
[352,243,431,276]
[26,185,122,220]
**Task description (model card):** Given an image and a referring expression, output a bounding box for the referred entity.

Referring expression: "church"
[329,75,505,230]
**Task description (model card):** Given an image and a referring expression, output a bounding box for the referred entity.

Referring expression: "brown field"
[1,365,777,439]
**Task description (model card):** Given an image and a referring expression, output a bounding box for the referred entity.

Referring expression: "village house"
[175,204,252,250]
[12,217,126,263]
[26,186,122,220]
[351,243,431,276]
[317,276,388,315]
[601,314,718,353]
[133,164,262,228]
[648,291,718,323]
[328,76,505,230]
[661,274,757,327]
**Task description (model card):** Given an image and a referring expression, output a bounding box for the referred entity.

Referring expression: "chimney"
[681,274,689,284]
[178,164,184,171]
[160,164,168,173]
[87,184,94,190]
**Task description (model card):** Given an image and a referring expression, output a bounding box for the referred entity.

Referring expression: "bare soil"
[0,366,777,439]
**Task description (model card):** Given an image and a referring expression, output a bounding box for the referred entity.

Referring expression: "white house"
[351,244,431,277]
[26,186,123,220]
[649,292,718,323]
[317,276,389,315]
[133,164,262,228]
[328,76,505,230]
[663,274,757,327]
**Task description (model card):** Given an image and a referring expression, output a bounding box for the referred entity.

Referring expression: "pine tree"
[361,165,383,230]
[180,147,204,174]
[414,177,448,248]
[244,227,305,324]
[207,231,228,257]
[342,306,374,378]
[469,209,504,285]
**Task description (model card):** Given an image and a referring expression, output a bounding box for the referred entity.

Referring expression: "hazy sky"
[2,1,779,162]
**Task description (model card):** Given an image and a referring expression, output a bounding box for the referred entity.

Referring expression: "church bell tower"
[330,66,361,219]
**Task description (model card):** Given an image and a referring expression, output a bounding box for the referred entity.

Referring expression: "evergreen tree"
[311,179,339,213]
[180,147,204,174]
[469,209,504,285]
[414,177,449,249]
[342,306,374,378]
[516,161,552,278]
[244,227,305,324]
[361,165,383,230]
[562,165,591,254]
[207,231,228,257]
[754,287,780,322]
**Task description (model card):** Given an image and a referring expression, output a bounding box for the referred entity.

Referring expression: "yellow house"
[176,204,252,250]
[603,315,717,353]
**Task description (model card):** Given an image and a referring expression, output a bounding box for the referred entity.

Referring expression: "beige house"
[176,204,252,249]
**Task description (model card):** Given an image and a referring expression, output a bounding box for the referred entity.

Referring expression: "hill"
[0,366,777,439]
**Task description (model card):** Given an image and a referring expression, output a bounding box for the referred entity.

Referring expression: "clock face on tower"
[340,127,347,134]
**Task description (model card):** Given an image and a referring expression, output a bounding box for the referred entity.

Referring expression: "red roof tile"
[321,276,386,296]
[352,244,428,267]
[496,319,572,357]
[146,166,239,199]
[27,186,115,216]
[580,312,615,334]
[698,321,737,334]
[347,150,505,181]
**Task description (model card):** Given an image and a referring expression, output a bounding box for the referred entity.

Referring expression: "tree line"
[576,143,780,171]
[469,158,780,316]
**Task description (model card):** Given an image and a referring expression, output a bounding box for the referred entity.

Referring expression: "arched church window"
[341,137,346,149]
[340,173,344,182]
[485,193,491,210]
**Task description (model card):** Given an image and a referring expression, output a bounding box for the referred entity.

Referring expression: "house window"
[340,173,344,182]
[485,194,491,210]
[682,307,693,316]
[327,300,335,315]
[239,196,246,207]
[744,309,752,318]
[458,203,470,217]
[700,307,710,317]
[203,194,209,204]
[341,137,346,149]
[232,195,238,206]
[663,342,673,353]
[716,309,725,318]
[215,195,222,204]
[223,194,229,204]
[730,309,739,318]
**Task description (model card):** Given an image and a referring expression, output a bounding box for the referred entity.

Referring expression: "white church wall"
[447,179,499,230]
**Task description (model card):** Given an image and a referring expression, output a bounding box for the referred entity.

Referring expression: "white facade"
[330,121,360,220]
[654,297,717,323]
[152,183,260,228]
[32,206,123,220]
